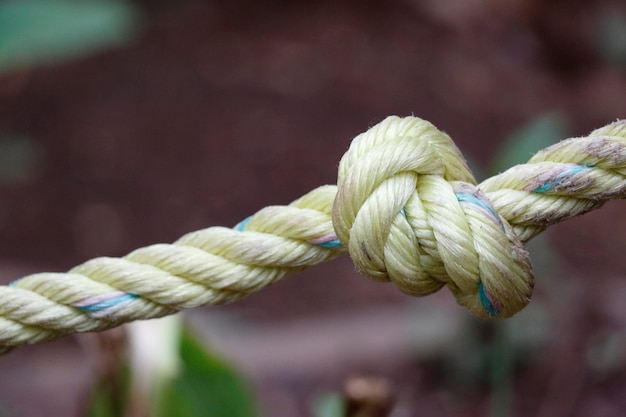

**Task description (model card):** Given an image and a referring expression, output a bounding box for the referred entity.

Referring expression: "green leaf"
[311,392,345,417]
[0,135,47,184]
[596,12,626,67]
[0,0,139,74]
[489,114,569,175]
[156,329,258,417]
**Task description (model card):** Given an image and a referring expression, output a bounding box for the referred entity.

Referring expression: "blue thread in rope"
[478,282,500,317]
[77,293,139,313]
[234,216,252,231]
[235,215,343,248]
[317,239,343,248]
[533,164,591,193]
[456,192,505,232]
[233,216,252,232]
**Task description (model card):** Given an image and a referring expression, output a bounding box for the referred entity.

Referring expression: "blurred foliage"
[486,114,567,417]
[0,134,47,184]
[586,331,625,375]
[420,114,566,417]
[83,326,257,417]
[85,366,132,417]
[155,328,258,417]
[312,392,346,417]
[596,11,626,67]
[0,0,139,75]
[489,113,569,175]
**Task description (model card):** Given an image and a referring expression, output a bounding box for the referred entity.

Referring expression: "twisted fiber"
[1,185,344,351]
[2,116,625,351]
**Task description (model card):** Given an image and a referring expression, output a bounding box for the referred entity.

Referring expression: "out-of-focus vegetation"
[451,114,564,417]
[597,11,626,67]
[489,114,568,174]
[312,392,345,417]
[0,0,139,75]
[155,329,257,417]
[0,134,46,184]
[84,322,259,417]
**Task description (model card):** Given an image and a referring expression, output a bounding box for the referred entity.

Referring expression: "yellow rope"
[2,116,625,352]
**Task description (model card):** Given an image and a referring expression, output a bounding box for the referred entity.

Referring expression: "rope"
[2,116,625,352]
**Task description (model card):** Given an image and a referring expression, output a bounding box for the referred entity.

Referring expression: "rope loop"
[332,116,533,318]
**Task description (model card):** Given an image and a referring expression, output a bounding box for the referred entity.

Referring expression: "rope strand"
[2,116,625,352]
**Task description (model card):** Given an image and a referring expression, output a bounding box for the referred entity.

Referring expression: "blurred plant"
[0,0,139,75]
[81,328,131,417]
[586,330,625,376]
[596,11,626,68]
[156,327,258,417]
[312,392,346,417]
[488,113,568,175]
[414,113,569,417]
[83,315,258,417]
[484,114,569,417]
[0,134,47,184]
[126,315,182,417]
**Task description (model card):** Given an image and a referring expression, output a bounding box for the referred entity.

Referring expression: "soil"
[0,1,625,416]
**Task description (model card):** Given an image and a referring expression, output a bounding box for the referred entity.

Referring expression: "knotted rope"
[2,116,625,352]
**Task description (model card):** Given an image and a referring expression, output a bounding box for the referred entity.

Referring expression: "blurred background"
[0,0,625,416]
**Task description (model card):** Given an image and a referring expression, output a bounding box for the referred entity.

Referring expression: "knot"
[332,116,534,318]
